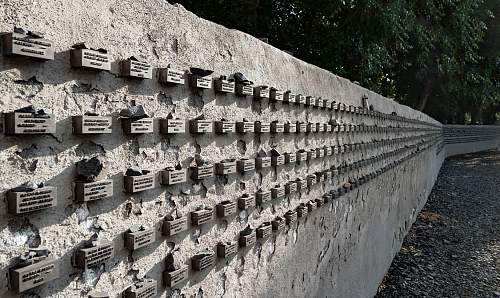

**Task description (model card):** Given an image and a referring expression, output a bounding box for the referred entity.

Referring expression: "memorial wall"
[0,1,446,297]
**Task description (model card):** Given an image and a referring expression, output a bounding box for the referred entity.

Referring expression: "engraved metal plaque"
[158,68,185,85]
[253,86,270,99]
[235,84,254,96]
[237,158,255,173]
[191,251,216,271]
[74,180,113,203]
[160,119,186,134]
[239,230,256,247]
[124,279,157,298]
[2,32,54,60]
[189,120,213,133]
[161,168,187,185]
[283,92,296,103]
[305,96,316,106]
[238,194,255,210]
[190,164,213,180]
[254,121,270,133]
[296,205,308,217]
[285,181,297,194]
[216,201,237,217]
[71,49,111,71]
[191,209,214,226]
[121,59,153,79]
[236,121,254,133]
[256,157,271,169]
[4,112,56,135]
[285,210,297,224]
[121,118,154,134]
[270,89,284,101]
[217,242,238,258]
[271,185,285,199]
[162,216,188,236]
[285,152,297,164]
[124,173,155,193]
[9,257,59,293]
[271,155,285,167]
[295,95,306,105]
[216,160,237,175]
[256,190,272,205]
[164,265,188,287]
[271,217,285,231]
[124,228,155,251]
[311,199,321,210]
[256,222,272,239]
[189,75,212,89]
[284,122,297,133]
[298,123,307,133]
[7,186,57,215]
[271,122,284,133]
[215,120,236,134]
[74,241,114,269]
[214,79,235,93]
[72,115,112,134]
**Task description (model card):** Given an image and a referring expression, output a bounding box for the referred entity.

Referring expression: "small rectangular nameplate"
[191,209,213,226]
[298,123,307,133]
[7,186,57,215]
[285,211,298,224]
[215,121,236,134]
[75,241,114,269]
[271,186,285,199]
[72,115,112,134]
[271,218,285,231]
[254,87,270,99]
[285,152,297,164]
[162,216,188,236]
[158,68,185,85]
[236,121,254,133]
[160,119,185,134]
[270,122,284,133]
[256,190,272,205]
[285,182,297,194]
[217,242,238,258]
[124,228,155,251]
[2,32,54,60]
[295,95,306,105]
[192,252,216,271]
[271,155,285,166]
[239,231,256,247]
[74,180,113,203]
[216,201,237,217]
[256,157,272,169]
[270,89,284,101]
[284,122,297,133]
[297,206,308,217]
[164,266,188,287]
[190,165,213,180]
[70,49,111,71]
[122,118,154,134]
[9,257,59,293]
[160,169,187,185]
[190,75,212,89]
[124,279,157,298]
[255,122,270,133]
[284,92,296,103]
[189,120,213,133]
[214,79,235,93]
[235,84,254,96]
[121,59,153,79]
[237,159,255,173]
[216,160,237,175]
[256,223,272,239]
[124,173,155,193]
[238,195,255,210]
[5,112,56,135]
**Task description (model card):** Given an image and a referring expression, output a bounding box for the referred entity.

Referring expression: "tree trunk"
[417,79,433,111]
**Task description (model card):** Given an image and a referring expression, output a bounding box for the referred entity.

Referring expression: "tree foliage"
[174,0,499,124]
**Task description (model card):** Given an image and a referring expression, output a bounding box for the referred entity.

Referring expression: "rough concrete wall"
[444,125,500,157]
[0,1,443,298]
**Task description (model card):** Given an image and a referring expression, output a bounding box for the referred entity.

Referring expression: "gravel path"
[376,150,500,298]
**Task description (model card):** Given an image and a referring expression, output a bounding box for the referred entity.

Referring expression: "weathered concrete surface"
[0,1,443,297]
[444,125,500,157]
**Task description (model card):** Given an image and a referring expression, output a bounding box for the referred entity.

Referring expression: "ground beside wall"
[1,1,442,297]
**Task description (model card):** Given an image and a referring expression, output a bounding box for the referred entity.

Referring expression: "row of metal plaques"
[8,135,440,293]
[2,110,441,136]
[5,133,438,215]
